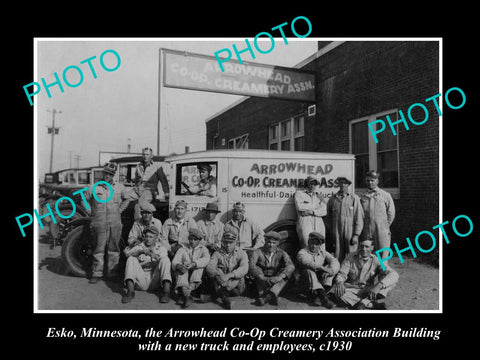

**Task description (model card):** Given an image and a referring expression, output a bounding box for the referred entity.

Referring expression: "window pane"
[354,154,369,188]
[351,120,368,154]
[269,143,278,150]
[269,125,278,140]
[294,137,305,151]
[377,150,398,187]
[281,140,290,151]
[294,116,304,134]
[376,112,397,151]
[281,120,291,138]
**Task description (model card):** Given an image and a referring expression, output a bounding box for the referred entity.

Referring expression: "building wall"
[206,41,439,254]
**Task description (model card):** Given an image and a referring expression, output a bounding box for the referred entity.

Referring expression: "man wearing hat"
[160,200,199,258]
[331,237,399,310]
[249,231,295,306]
[294,175,328,249]
[121,225,173,304]
[197,202,224,254]
[189,163,217,197]
[171,228,211,308]
[206,231,249,310]
[326,176,364,262]
[359,170,395,260]
[129,147,170,220]
[224,202,264,253]
[127,201,163,247]
[87,162,131,284]
[296,232,339,308]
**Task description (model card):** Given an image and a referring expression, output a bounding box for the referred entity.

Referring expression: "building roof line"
[204,41,346,124]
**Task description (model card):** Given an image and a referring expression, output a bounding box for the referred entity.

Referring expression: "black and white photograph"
[32,38,442,313]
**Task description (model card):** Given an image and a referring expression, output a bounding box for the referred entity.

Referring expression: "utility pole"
[47,109,61,173]
[74,154,81,168]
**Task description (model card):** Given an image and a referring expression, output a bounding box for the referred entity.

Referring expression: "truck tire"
[61,224,94,278]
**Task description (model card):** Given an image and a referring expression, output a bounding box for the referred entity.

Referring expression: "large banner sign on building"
[162,49,316,102]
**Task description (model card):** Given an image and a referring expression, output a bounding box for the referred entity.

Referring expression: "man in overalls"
[359,170,395,261]
[88,162,130,284]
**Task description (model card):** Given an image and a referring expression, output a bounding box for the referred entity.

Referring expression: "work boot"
[255,292,271,306]
[372,300,387,310]
[352,301,367,310]
[160,281,171,303]
[219,289,232,310]
[317,289,335,309]
[183,295,194,309]
[89,276,101,284]
[121,290,135,304]
[268,292,279,306]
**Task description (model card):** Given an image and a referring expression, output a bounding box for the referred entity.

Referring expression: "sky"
[35,38,319,179]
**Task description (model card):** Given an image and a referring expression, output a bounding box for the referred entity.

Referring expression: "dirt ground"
[36,228,439,312]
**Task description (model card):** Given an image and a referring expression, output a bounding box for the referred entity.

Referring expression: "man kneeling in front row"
[249,231,295,306]
[205,232,249,310]
[331,237,399,310]
[121,226,172,304]
[297,232,339,308]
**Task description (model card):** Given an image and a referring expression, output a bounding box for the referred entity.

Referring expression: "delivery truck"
[60,149,355,277]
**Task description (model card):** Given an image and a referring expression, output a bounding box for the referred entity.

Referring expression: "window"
[93,170,104,184]
[269,114,305,151]
[350,110,400,196]
[78,171,90,185]
[175,162,218,197]
[228,134,249,149]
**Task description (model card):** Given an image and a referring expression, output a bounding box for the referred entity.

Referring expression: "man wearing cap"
[189,164,217,197]
[249,231,295,306]
[197,202,224,254]
[127,201,163,247]
[296,232,339,308]
[326,176,364,262]
[294,176,328,249]
[206,232,249,310]
[121,226,173,304]
[129,147,170,220]
[160,200,199,257]
[360,170,395,260]
[331,237,399,310]
[87,162,131,284]
[171,228,211,308]
[224,202,264,253]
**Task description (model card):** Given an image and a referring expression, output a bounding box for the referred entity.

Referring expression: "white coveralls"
[294,190,327,249]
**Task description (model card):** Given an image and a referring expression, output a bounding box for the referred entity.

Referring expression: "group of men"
[85,147,398,310]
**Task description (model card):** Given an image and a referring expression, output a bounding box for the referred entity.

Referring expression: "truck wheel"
[61,225,94,277]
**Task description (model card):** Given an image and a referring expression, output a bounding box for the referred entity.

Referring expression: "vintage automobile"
[56,150,354,278]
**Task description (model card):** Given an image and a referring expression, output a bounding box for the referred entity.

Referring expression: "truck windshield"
[176,162,217,198]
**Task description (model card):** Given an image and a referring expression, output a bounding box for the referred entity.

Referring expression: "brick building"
[205,41,440,259]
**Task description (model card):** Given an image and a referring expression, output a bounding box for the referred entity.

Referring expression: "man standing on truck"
[294,176,328,249]
[224,202,265,254]
[129,147,170,220]
[88,162,130,284]
[326,176,364,262]
[359,170,395,261]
